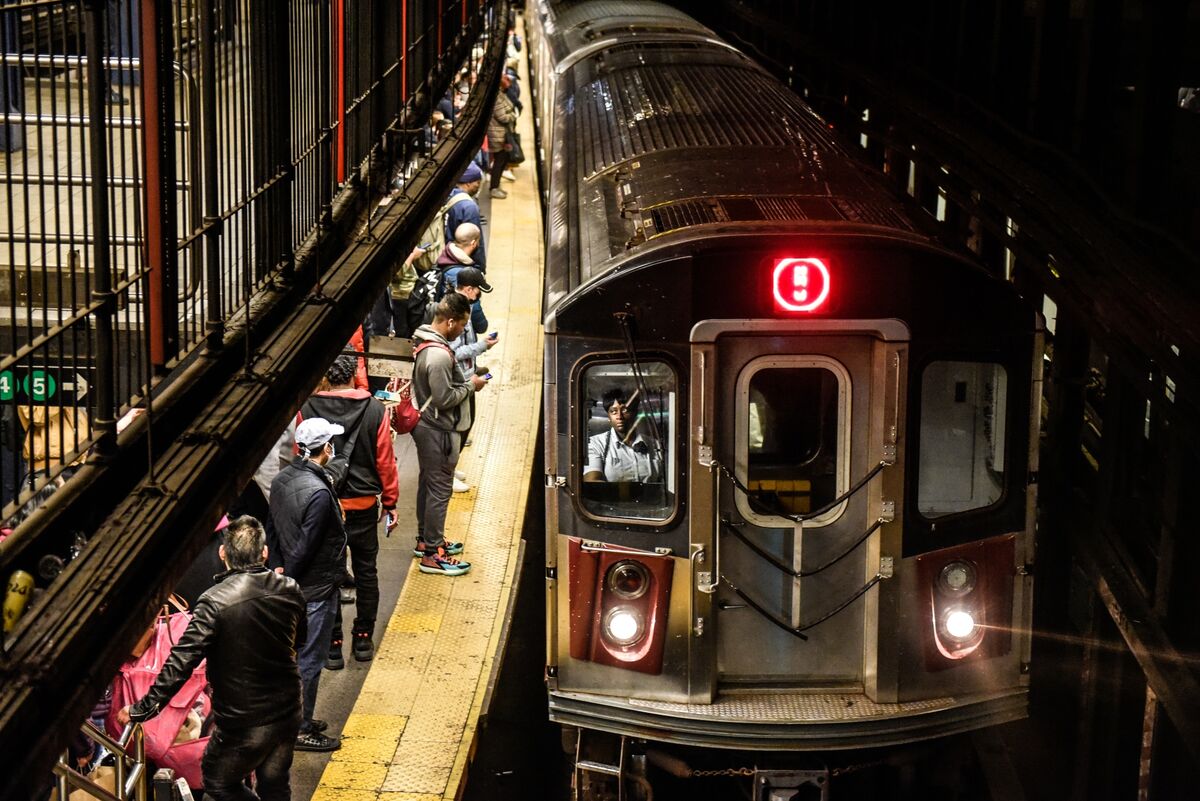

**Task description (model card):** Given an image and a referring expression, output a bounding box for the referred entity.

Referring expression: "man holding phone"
[445,267,498,492]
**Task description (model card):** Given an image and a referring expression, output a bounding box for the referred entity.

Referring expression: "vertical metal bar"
[317,0,333,242]
[84,0,117,458]
[334,0,345,184]
[140,0,178,367]
[198,0,223,349]
[134,724,146,801]
[56,753,70,801]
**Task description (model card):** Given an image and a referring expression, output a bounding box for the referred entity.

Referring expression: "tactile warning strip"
[312,22,544,801]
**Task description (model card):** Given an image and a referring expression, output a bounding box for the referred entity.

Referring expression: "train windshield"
[580,361,676,521]
[917,360,1009,518]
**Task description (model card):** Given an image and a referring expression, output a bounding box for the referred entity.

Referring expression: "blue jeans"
[202,716,300,801]
[297,596,337,729]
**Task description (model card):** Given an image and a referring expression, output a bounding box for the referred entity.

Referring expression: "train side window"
[917,361,1008,518]
[579,361,677,522]
[741,364,845,523]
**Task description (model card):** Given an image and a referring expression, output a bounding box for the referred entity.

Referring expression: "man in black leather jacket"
[117,516,305,801]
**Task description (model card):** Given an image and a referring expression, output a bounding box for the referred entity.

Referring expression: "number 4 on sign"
[0,370,13,401]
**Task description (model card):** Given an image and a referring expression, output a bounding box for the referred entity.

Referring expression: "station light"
[772,257,831,313]
[607,560,650,600]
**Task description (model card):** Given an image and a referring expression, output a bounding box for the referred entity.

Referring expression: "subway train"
[528,0,1041,793]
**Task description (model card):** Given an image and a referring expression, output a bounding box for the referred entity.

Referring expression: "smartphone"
[419,243,434,251]
[488,331,499,340]
[484,373,493,380]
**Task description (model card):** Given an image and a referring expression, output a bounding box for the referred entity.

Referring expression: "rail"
[52,722,146,801]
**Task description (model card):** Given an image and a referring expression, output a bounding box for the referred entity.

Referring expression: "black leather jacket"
[129,567,306,730]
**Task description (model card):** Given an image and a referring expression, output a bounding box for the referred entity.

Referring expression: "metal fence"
[0,0,488,518]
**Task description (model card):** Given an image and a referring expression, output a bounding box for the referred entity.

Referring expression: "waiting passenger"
[445,164,486,270]
[299,356,399,668]
[116,516,307,801]
[267,417,349,752]
[487,74,518,199]
[584,389,663,483]
[446,267,497,493]
[410,293,489,575]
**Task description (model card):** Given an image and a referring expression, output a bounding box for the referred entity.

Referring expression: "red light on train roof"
[772,258,830,312]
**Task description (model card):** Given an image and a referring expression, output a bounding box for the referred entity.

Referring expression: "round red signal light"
[772,258,831,312]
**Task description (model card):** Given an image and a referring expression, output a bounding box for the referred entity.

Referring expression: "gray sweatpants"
[411,420,461,551]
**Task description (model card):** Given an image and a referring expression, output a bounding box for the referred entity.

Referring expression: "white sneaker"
[501,169,516,182]
[454,470,467,482]
[453,477,470,493]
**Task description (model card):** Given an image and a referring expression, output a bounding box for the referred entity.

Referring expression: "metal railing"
[52,721,146,801]
[0,0,487,516]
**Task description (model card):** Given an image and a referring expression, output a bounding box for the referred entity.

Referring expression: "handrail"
[52,722,147,801]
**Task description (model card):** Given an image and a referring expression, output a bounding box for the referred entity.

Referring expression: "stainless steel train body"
[530,0,1041,752]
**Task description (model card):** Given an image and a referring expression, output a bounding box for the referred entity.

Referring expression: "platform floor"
[300,36,544,801]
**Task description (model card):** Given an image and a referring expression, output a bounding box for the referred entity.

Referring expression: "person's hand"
[116,706,132,728]
[407,245,426,263]
[470,374,488,391]
[484,335,498,350]
[384,509,398,532]
[275,566,285,575]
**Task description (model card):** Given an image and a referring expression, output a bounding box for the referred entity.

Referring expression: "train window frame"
[733,354,852,528]
[913,358,1011,523]
[570,353,684,528]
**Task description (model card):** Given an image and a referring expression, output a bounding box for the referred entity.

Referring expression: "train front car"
[533,0,1040,784]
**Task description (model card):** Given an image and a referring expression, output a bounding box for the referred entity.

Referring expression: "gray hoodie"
[411,324,473,432]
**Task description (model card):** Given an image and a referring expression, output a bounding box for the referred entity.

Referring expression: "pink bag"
[109,605,210,789]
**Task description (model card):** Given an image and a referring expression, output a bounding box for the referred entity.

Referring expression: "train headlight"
[937,560,977,596]
[607,560,650,600]
[943,609,977,640]
[603,606,645,647]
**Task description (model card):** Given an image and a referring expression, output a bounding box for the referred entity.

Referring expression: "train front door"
[689,320,907,695]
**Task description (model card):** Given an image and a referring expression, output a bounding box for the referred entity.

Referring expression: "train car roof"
[535,0,714,66]
[543,24,920,314]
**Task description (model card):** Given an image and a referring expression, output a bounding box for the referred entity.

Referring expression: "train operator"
[584,388,663,483]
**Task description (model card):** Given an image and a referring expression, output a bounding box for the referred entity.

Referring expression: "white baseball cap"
[295,417,344,451]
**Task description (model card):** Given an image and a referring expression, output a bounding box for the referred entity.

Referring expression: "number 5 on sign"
[22,370,56,402]
[0,370,13,401]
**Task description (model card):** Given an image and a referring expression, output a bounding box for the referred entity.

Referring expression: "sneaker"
[352,631,374,662]
[411,539,464,557]
[307,719,329,733]
[454,469,467,482]
[338,586,356,605]
[295,731,341,752]
[502,169,516,182]
[489,187,508,199]
[453,477,470,493]
[326,639,344,671]
[419,549,472,576]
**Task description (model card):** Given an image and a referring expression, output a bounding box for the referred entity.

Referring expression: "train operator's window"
[580,362,677,521]
[744,366,842,521]
[918,361,1008,518]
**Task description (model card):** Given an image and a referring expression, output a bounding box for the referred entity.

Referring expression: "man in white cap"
[266,417,347,752]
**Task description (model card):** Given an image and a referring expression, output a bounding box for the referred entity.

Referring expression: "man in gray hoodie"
[410,293,488,575]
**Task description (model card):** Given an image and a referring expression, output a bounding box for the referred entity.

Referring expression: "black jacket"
[129,567,306,730]
[266,457,347,601]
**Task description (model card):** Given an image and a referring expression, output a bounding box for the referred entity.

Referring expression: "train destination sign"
[772,257,831,312]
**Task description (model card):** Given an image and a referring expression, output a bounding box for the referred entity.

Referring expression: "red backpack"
[389,341,453,434]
